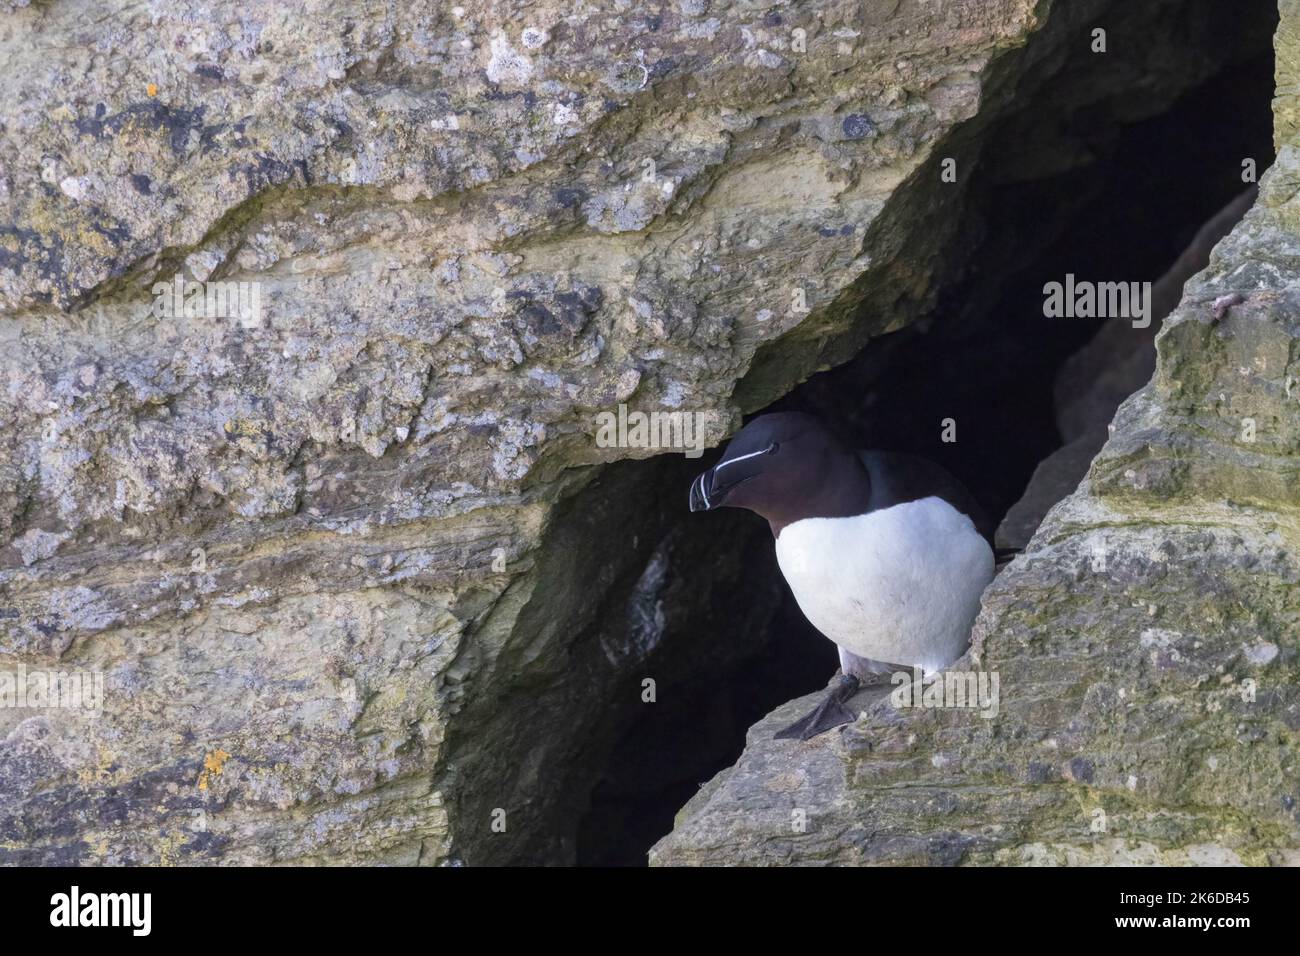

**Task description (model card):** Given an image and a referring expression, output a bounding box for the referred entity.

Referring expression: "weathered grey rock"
[0,0,1050,864]
[3,0,1291,869]
[654,7,1300,866]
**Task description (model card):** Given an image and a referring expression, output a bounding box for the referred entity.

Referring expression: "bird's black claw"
[774,675,861,740]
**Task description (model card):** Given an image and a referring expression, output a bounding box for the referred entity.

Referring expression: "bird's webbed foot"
[773,673,861,741]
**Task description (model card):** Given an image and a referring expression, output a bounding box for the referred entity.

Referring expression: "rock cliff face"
[0,0,1047,865]
[0,0,1291,867]
[652,5,1300,867]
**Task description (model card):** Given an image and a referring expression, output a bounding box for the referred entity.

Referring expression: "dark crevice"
[778,44,1277,525]
[551,0,1279,866]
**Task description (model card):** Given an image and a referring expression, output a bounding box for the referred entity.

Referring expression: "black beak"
[689,469,714,512]
[690,441,776,512]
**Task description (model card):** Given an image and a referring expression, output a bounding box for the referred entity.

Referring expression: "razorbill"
[688,411,996,740]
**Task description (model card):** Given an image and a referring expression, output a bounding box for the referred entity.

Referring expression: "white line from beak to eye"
[712,443,774,475]
[699,473,710,510]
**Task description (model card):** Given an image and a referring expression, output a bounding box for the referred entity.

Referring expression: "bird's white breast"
[774,496,994,671]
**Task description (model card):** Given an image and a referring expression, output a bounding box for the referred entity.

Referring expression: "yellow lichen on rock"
[197,748,231,791]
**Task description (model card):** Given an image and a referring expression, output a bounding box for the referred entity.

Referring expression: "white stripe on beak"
[712,443,774,476]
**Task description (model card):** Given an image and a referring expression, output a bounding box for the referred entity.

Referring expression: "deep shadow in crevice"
[775,27,1277,521]
[573,1,1277,866]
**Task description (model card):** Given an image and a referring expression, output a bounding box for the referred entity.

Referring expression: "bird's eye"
[767,442,780,455]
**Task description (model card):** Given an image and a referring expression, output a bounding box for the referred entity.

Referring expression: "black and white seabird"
[689,411,996,740]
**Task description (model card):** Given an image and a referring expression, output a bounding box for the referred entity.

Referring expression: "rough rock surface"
[652,10,1300,866]
[0,0,1047,864]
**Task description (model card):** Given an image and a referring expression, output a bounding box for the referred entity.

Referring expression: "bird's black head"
[688,412,870,535]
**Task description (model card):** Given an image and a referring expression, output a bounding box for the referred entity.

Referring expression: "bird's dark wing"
[857,450,994,542]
